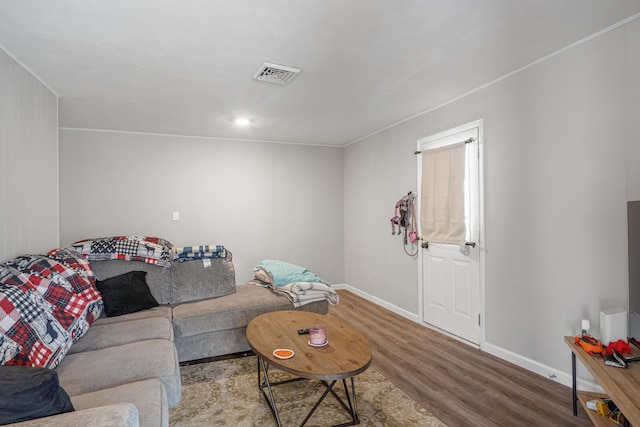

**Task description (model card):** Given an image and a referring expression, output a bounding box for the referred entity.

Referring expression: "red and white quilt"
[0,250,103,368]
[67,236,173,267]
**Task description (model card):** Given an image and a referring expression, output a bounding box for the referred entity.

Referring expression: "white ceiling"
[2,1,640,146]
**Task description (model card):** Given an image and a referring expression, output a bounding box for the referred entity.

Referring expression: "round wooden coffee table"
[246,310,373,427]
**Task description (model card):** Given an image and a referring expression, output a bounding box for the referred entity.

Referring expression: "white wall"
[58,129,344,284]
[0,48,58,261]
[345,19,640,384]
[627,20,640,200]
[344,129,421,313]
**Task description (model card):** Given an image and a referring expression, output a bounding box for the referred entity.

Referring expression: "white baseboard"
[482,342,602,392]
[336,284,421,324]
[336,284,602,393]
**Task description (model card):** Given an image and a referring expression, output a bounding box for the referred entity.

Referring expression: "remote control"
[298,328,309,335]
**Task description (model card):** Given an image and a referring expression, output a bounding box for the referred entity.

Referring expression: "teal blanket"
[254,260,329,287]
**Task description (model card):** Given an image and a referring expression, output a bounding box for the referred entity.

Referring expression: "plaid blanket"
[172,245,227,262]
[0,269,78,368]
[0,249,104,368]
[68,236,173,267]
[11,251,103,326]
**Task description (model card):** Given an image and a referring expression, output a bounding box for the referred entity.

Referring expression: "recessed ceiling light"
[234,118,251,126]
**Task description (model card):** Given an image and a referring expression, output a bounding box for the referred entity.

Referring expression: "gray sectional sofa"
[11,251,329,427]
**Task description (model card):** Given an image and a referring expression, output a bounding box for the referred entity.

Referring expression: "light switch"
[172,211,180,221]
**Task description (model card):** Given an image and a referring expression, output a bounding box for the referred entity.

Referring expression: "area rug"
[169,355,446,426]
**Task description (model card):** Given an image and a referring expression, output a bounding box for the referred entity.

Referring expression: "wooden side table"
[247,311,372,426]
[565,336,640,426]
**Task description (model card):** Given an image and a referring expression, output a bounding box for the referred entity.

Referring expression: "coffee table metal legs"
[257,357,360,426]
[258,357,284,426]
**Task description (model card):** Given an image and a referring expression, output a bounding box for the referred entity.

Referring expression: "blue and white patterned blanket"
[172,245,227,262]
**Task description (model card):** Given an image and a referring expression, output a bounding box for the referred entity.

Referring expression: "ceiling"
[1,1,640,146]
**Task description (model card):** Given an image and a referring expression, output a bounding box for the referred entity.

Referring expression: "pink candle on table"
[309,325,327,345]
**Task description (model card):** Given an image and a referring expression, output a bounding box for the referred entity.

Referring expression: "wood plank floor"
[328,290,592,427]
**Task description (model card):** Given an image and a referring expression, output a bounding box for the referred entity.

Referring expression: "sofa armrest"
[9,403,139,427]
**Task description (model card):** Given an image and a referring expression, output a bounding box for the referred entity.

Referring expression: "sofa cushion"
[8,404,139,427]
[96,271,159,317]
[56,339,181,407]
[91,260,172,304]
[71,378,168,427]
[68,317,174,355]
[174,327,255,362]
[172,286,328,362]
[172,284,328,339]
[92,305,172,326]
[0,365,74,425]
[171,252,236,304]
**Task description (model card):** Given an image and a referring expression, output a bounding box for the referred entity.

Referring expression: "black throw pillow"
[0,366,74,425]
[95,270,159,317]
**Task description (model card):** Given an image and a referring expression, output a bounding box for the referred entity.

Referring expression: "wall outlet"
[172,211,180,221]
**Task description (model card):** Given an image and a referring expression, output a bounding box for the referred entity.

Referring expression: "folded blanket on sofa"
[254,260,328,286]
[266,281,339,308]
[172,245,227,262]
[67,236,173,267]
[253,260,338,307]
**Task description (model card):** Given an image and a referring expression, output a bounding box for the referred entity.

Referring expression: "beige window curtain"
[420,141,466,245]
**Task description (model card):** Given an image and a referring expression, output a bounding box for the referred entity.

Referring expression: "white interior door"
[418,121,483,345]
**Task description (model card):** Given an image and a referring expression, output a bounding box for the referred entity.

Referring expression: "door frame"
[416,119,486,349]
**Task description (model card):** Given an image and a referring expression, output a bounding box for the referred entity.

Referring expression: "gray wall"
[0,48,58,261]
[58,129,344,284]
[344,18,640,383]
[628,20,640,200]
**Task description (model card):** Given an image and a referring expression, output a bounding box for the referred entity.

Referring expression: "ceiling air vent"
[253,62,301,85]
